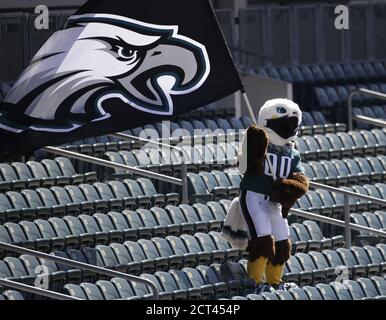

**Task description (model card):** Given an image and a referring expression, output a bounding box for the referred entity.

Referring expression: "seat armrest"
[35,206,51,220]
[107,198,123,211]
[65,203,80,215]
[166,193,179,205]
[70,174,84,185]
[108,230,124,243]
[80,201,94,213]
[84,172,97,184]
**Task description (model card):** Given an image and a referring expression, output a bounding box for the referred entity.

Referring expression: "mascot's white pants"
[240,190,291,286]
[243,190,290,241]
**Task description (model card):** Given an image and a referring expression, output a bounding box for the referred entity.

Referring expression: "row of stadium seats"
[103,131,386,179]
[2,129,385,192]
[61,261,255,300]
[295,184,386,216]
[229,277,386,300]
[311,86,386,123]
[48,222,342,275]
[291,245,386,282]
[351,211,386,232]
[184,102,234,119]
[0,192,340,254]
[254,61,386,120]
[303,157,386,186]
[0,179,179,223]
[125,112,340,138]
[313,82,386,108]
[0,226,343,293]
[3,243,386,300]
[255,61,386,87]
[54,112,342,157]
[187,168,386,206]
[59,246,386,300]
[353,106,386,130]
[106,146,237,178]
[351,211,386,243]
[296,129,386,161]
[0,157,97,192]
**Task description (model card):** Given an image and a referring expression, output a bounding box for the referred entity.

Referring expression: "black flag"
[0,0,243,161]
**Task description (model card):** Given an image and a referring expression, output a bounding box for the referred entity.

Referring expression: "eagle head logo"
[1,14,210,132]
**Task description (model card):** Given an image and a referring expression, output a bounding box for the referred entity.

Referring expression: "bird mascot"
[238,98,309,292]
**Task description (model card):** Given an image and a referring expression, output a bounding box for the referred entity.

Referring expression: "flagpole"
[241,89,257,124]
[241,89,277,181]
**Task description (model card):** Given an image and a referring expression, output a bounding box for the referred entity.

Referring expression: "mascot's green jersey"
[240,143,304,196]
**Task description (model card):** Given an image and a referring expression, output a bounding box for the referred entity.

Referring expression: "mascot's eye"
[115,46,138,63]
[277,106,287,114]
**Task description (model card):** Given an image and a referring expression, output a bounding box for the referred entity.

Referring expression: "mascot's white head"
[257,98,302,146]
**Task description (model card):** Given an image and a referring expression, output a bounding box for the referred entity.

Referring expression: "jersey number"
[264,153,291,179]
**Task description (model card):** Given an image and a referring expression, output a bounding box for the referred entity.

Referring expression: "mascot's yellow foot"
[265,262,285,286]
[247,257,268,284]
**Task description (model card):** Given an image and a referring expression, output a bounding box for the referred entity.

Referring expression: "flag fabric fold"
[0,0,243,161]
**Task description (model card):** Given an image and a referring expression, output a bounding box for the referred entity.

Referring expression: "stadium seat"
[302,285,324,300]
[335,248,367,279]
[307,251,336,282]
[166,236,196,268]
[137,178,179,206]
[78,184,109,213]
[357,277,386,299]
[288,287,309,300]
[196,265,228,299]
[138,239,169,271]
[351,246,382,277]
[179,205,208,233]
[165,205,195,235]
[182,267,215,299]
[295,253,326,284]
[94,183,125,212]
[329,282,353,300]
[192,204,221,231]
[0,164,26,191]
[106,181,136,210]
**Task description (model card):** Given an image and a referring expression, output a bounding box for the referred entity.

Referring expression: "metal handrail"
[111,132,183,152]
[112,127,242,146]
[348,88,386,131]
[0,278,82,300]
[0,241,159,300]
[308,181,386,247]
[44,146,182,186]
[291,208,386,238]
[110,132,189,203]
[352,114,386,128]
[309,181,386,206]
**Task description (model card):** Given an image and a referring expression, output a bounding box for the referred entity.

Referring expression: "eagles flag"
[0,0,243,161]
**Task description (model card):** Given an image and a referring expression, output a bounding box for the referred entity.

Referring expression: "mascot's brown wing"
[271,172,309,218]
[244,124,269,175]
